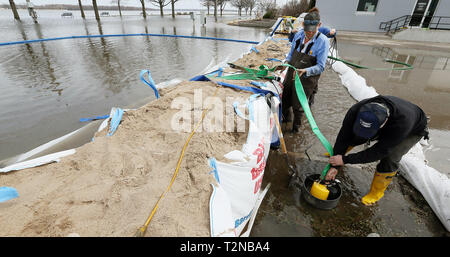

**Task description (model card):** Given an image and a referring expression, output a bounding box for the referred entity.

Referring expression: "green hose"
[328,56,413,71]
[218,57,413,179]
[217,63,333,179]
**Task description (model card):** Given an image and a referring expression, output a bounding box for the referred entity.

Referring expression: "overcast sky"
[1,0,290,10]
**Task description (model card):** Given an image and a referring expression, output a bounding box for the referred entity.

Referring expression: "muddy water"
[251,65,448,237]
[0,10,267,162]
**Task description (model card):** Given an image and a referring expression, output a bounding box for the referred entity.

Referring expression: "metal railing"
[379,15,412,33]
[426,16,450,30]
[380,15,450,33]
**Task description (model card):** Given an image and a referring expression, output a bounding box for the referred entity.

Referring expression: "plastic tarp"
[1,107,126,173]
[0,149,76,173]
[0,187,19,203]
[331,51,450,231]
[209,95,275,237]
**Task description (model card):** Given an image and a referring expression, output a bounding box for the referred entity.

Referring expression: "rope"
[0,33,259,47]
[135,85,220,237]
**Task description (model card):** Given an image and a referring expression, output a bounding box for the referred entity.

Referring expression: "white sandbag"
[332,61,378,101]
[209,184,236,237]
[209,96,275,237]
[400,144,450,231]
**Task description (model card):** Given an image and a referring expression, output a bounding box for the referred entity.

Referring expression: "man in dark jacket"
[326,95,429,205]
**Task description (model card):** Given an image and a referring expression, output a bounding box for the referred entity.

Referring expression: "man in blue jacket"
[280,10,330,132]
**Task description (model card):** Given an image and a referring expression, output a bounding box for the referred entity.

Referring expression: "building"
[316,0,450,32]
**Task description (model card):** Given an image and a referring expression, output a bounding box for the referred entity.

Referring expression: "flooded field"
[0,10,267,162]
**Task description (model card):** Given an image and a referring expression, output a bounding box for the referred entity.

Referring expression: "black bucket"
[301,173,342,210]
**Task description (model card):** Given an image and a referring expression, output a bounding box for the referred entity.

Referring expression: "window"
[357,0,378,12]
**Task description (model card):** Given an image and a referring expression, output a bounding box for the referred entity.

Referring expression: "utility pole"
[92,0,100,21]
[78,0,85,19]
[9,0,20,20]
[26,0,38,23]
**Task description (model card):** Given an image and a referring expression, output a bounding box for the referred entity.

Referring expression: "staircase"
[379,15,411,34]
[380,15,450,34]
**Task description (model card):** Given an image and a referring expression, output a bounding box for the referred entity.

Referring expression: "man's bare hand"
[292,69,307,80]
[325,167,338,181]
[275,65,286,72]
[329,155,344,166]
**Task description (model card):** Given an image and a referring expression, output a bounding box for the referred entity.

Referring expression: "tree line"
[6,0,315,21]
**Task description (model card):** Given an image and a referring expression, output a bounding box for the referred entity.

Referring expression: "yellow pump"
[310,181,329,200]
[310,162,333,201]
[314,147,354,201]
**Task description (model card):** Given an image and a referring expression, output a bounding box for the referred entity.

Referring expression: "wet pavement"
[251,66,448,237]
[335,40,450,177]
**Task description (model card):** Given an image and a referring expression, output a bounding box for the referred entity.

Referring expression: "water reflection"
[338,42,450,130]
[6,23,60,95]
[0,14,268,161]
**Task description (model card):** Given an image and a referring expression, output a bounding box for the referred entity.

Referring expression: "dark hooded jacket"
[333,95,428,164]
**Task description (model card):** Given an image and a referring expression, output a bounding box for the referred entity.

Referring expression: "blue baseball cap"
[353,103,389,139]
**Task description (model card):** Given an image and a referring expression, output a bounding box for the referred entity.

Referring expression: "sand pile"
[0,37,290,237]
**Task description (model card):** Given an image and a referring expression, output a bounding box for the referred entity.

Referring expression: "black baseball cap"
[353,103,389,139]
[303,12,320,31]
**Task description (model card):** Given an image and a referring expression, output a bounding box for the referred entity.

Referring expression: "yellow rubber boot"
[361,171,397,206]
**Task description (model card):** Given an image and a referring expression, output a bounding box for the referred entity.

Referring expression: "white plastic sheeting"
[331,51,450,231]
[0,149,76,173]
[1,107,126,173]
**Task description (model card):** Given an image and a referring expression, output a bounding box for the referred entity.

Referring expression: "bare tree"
[257,0,277,17]
[244,0,256,16]
[170,0,181,18]
[218,0,229,16]
[111,0,128,17]
[92,0,100,20]
[231,0,245,16]
[149,0,172,16]
[201,0,212,15]
[9,0,20,20]
[139,0,147,18]
[280,0,309,17]
[213,0,217,21]
[78,0,85,18]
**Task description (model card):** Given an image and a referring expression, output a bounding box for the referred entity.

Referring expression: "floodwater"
[1,9,449,236]
[0,9,267,162]
[251,40,450,237]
